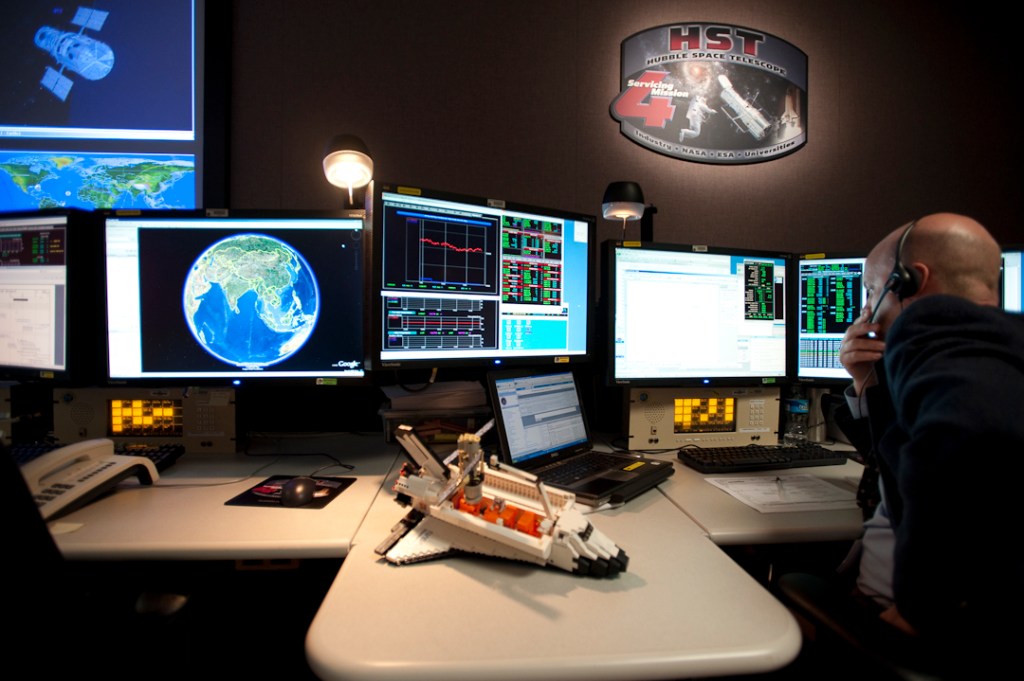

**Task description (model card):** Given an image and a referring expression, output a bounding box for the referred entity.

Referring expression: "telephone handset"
[19,438,159,521]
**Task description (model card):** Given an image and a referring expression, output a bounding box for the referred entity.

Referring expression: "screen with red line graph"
[372,182,595,369]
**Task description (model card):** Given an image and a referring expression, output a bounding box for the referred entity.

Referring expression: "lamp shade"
[602,181,645,221]
[323,134,373,190]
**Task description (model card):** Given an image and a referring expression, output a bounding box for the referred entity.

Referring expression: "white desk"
[305,459,802,681]
[657,457,866,545]
[42,433,864,680]
[51,433,400,561]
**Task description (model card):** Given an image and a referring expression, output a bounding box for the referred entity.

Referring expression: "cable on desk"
[310,458,356,475]
[240,432,361,470]
[393,366,438,393]
[154,457,283,488]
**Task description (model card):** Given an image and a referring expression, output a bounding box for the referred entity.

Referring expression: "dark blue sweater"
[881,294,1024,654]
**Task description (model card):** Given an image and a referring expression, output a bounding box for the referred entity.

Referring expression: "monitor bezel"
[369,181,597,372]
[101,208,371,388]
[201,0,232,208]
[603,239,792,388]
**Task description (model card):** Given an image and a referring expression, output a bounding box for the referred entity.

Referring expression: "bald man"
[834,213,1024,672]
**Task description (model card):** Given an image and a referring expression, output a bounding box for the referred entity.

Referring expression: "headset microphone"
[867,275,899,326]
[865,220,918,338]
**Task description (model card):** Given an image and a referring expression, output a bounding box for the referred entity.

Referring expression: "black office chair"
[5,441,96,665]
[4,444,189,675]
[775,572,950,681]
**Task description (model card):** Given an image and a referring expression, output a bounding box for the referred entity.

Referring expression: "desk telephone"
[20,438,159,521]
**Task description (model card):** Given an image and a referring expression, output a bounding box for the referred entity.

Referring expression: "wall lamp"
[323,134,373,205]
[602,181,656,241]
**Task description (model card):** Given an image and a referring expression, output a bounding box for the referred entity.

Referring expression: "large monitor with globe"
[103,210,366,384]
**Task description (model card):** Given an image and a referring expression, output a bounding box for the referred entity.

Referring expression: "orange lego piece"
[516,510,539,537]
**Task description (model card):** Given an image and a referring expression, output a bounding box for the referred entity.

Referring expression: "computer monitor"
[605,240,789,386]
[372,182,595,370]
[103,210,366,384]
[794,253,866,382]
[1001,246,1022,313]
[0,209,102,383]
[0,1,229,210]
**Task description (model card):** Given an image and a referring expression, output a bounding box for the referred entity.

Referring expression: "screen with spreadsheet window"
[795,254,866,382]
[605,241,789,386]
[0,212,70,379]
[0,209,102,384]
[104,210,365,384]
[372,182,594,369]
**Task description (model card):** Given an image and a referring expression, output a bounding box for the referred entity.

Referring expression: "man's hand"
[840,306,886,395]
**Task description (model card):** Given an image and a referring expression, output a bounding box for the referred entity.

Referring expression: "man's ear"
[904,262,931,300]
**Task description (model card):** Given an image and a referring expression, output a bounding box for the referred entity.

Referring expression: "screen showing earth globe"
[104,212,365,381]
[183,234,320,368]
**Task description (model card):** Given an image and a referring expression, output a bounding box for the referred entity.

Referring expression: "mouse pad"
[225,475,355,509]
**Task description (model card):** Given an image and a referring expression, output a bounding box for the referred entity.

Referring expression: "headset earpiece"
[890,221,919,300]
[867,220,919,328]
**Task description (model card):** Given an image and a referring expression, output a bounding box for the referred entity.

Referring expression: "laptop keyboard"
[539,451,624,485]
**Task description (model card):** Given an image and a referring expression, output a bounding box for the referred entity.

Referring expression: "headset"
[867,220,918,326]
[864,220,921,331]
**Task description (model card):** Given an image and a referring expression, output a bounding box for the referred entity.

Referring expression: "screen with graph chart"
[372,182,595,369]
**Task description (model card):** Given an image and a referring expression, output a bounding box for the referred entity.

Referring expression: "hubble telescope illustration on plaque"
[34,7,115,101]
[376,425,629,578]
[717,74,771,141]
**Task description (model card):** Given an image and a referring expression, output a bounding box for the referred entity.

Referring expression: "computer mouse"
[280,476,316,507]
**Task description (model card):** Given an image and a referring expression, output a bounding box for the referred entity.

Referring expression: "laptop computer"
[486,368,674,507]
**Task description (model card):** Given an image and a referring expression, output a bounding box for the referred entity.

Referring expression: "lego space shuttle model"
[35,7,115,101]
[717,74,771,140]
[376,424,629,577]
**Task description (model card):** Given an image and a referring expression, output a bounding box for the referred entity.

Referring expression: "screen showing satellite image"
[0,1,209,210]
[105,213,367,382]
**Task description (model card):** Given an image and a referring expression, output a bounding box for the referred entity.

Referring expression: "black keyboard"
[539,451,622,485]
[10,441,186,473]
[114,443,187,472]
[676,443,848,474]
[9,442,63,466]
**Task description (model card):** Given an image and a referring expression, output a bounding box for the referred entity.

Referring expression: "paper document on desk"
[706,474,857,513]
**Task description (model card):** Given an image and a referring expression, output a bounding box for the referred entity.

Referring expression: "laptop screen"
[492,371,589,465]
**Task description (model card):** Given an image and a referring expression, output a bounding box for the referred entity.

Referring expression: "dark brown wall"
[229,0,1021,252]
